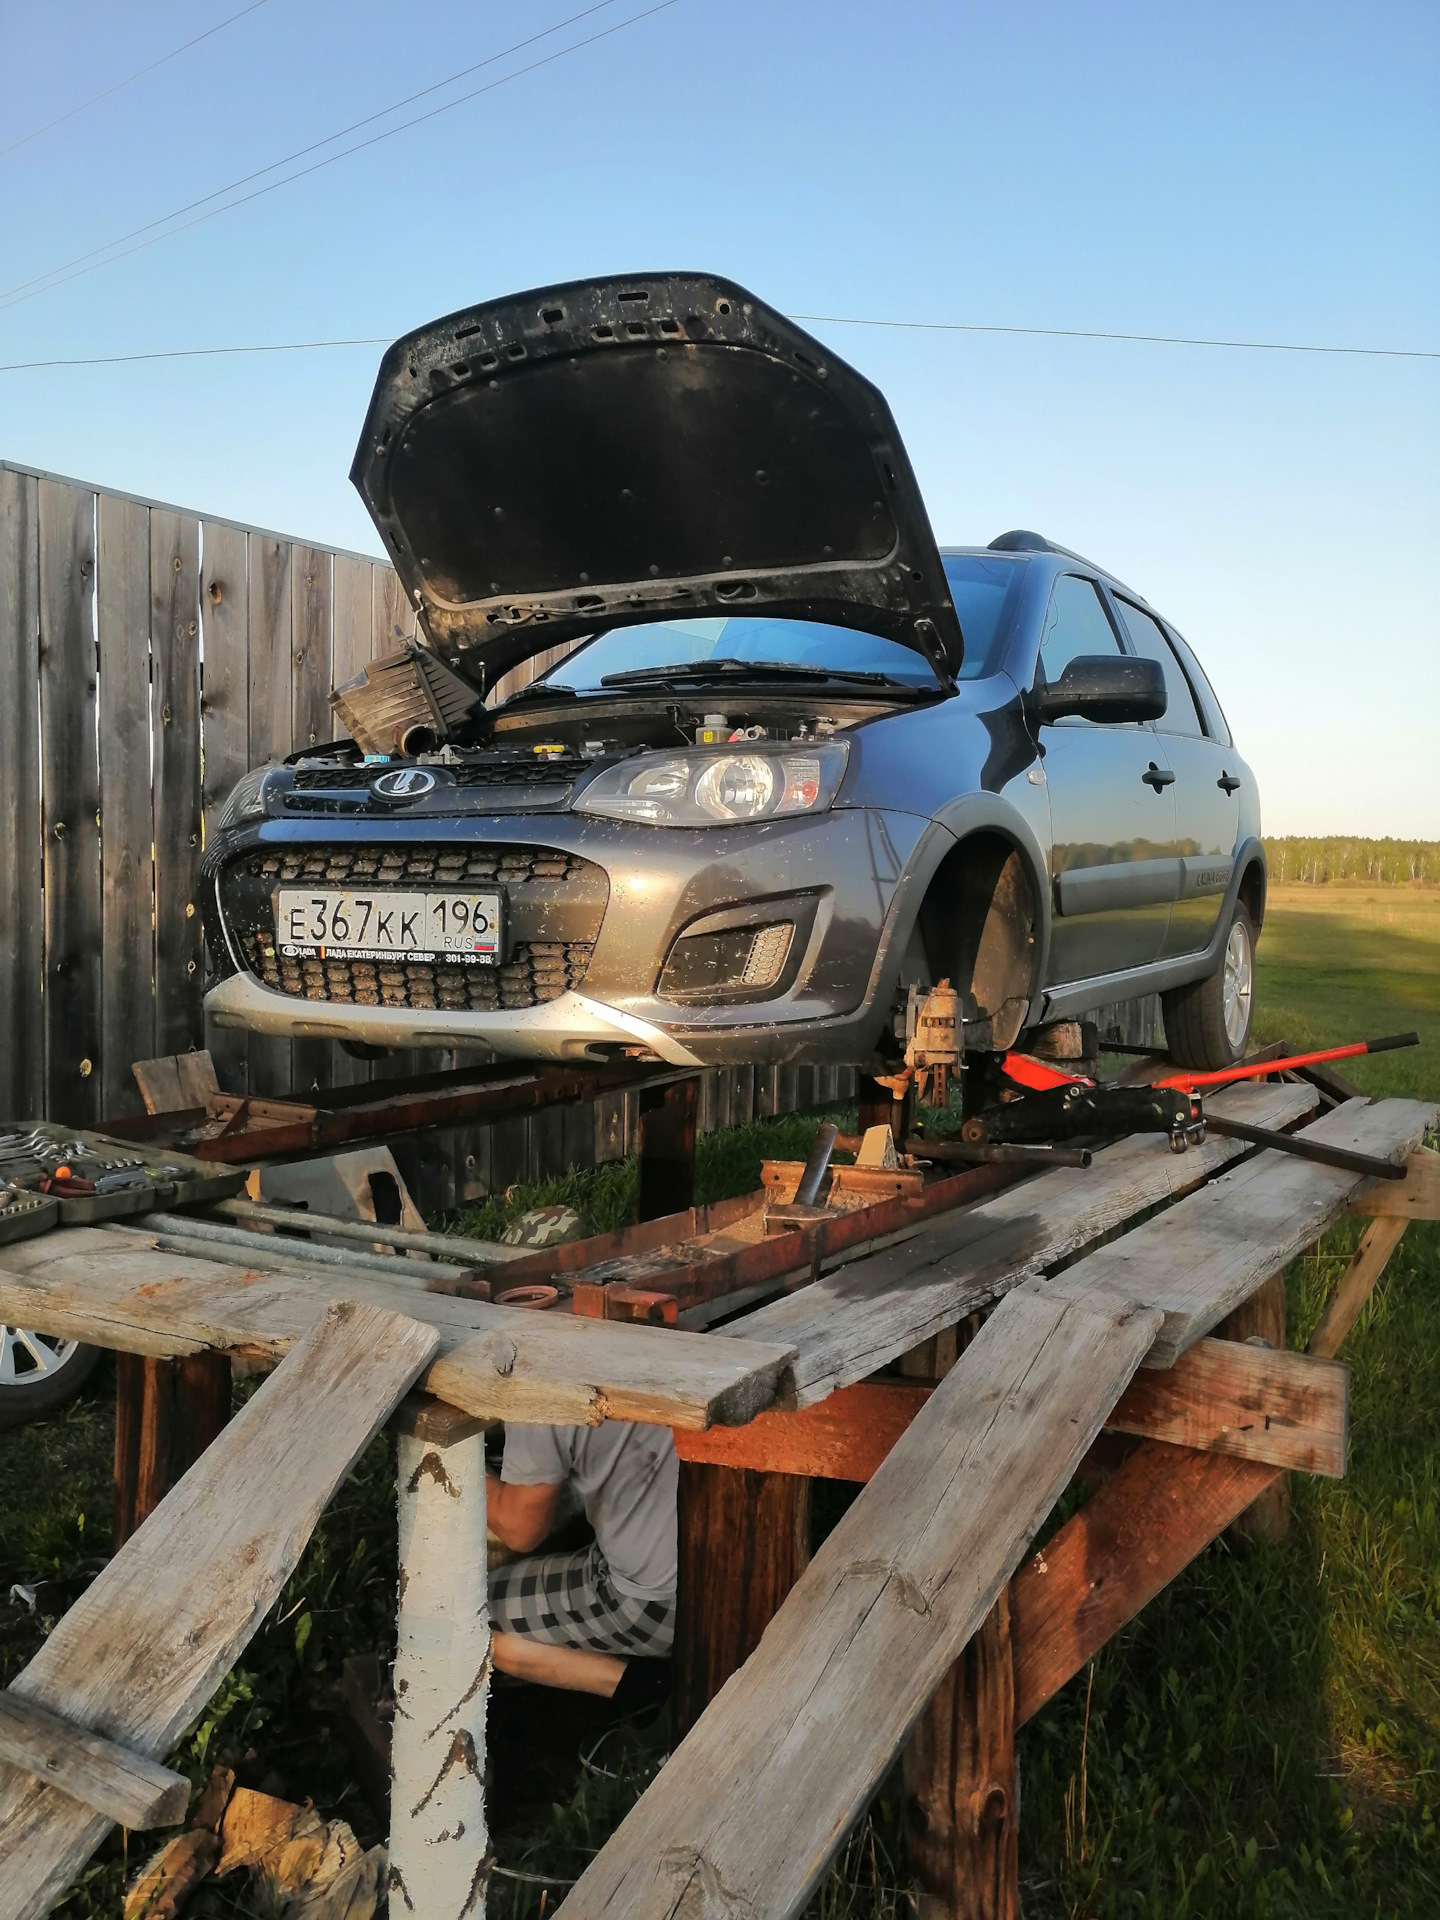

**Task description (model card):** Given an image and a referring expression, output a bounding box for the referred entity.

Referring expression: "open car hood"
[351,273,962,691]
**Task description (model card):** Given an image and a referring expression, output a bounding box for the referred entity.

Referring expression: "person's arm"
[487,1471,563,1552]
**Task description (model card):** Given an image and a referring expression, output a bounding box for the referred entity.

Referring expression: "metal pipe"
[907,1136,1092,1171]
[210,1197,527,1265]
[1201,1115,1406,1180]
[793,1123,840,1208]
[135,1212,488,1284]
[109,1222,441,1293]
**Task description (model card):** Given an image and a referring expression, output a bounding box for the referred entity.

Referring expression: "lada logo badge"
[371,767,437,802]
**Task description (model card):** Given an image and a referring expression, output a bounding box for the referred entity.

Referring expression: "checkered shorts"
[488,1541,675,1657]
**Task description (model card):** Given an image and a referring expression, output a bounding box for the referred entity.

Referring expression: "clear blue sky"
[2,0,1435,835]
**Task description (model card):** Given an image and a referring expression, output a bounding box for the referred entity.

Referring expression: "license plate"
[276,889,503,964]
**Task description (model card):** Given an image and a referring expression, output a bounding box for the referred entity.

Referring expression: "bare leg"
[491,1631,624,1697]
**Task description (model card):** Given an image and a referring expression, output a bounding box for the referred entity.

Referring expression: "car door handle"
[1142,763,1175,791]
[1217,771,1241,794]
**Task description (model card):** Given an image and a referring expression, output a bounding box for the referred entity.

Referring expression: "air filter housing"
[330,644,480,755]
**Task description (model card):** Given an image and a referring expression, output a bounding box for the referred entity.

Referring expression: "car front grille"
[217,841,607,1011]
[236,933,594,1009]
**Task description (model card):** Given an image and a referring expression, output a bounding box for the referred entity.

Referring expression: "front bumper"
[205,969,707,1066]
[202,804,936,1067]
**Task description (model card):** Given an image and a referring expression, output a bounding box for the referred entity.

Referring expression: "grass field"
[1,883,1435,1918]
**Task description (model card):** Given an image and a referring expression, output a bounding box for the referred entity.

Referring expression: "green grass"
[2,882,1436,1917]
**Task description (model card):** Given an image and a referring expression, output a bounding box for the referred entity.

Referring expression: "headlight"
[575,743,848,827]
[216,767,270,830]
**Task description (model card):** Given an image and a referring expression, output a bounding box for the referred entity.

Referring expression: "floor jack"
[882,987,1419,1184]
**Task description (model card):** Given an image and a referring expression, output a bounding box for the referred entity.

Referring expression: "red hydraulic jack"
[958,1032,1420,1182]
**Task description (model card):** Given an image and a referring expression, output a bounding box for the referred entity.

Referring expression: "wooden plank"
[1215,1270,1291,1540]
[730,1081,1318,1405]
[674,1380,928,1479]
[1351,1148,1440,1219]
[331,552,375,689]
[96,492,155,1119]
[199,520,250,1095]
[245,535,293,1097]
[1307,1216,1410,1360]
[554,1278,1162,1920]
[290,546,333,1098]
[0,1298,440,1920]
[1065,1099,1436,1368]
[0,1693,188,1831]
[0,1227,796,1431]
[150,510,204,1059]
[0,467,45,1118]
[1011,1440,1280,1727]
[373,562,415,654]
[39,479,102,1127]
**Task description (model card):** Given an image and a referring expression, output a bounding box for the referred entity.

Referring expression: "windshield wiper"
[599,659,915,690]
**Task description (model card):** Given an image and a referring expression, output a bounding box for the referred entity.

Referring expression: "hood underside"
[350,273,962,691]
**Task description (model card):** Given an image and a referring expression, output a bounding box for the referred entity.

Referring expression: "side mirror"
[1032,654,1167,726]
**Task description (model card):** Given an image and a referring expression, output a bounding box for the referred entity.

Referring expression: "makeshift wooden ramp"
[0,1301,439,1920]
[553,1277,1163,1918]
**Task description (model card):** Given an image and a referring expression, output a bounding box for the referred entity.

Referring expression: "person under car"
[486,1416,677,1709]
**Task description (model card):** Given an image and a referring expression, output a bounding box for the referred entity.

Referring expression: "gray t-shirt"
[500,1421,678,1602]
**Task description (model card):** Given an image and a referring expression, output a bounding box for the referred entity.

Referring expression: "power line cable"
[0,0,658,315]
[1,317,1434,375]
[793,313,1439,362]
[0,1,274,163]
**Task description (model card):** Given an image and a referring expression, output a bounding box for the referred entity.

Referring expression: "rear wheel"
[1162,903,1255,1071]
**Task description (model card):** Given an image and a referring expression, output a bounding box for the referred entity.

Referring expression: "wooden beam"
[729,1082,1319,1405]
[1011,1440,1280,1727]
[552,1278,1162,1920]
[673,1463,810,1738]
[0,1227,795,1431]
[674,1334,1346,1481]
[1056,1098,1435,1369]
[1215,1271,1291,1541]
[1350,1147,1440,1219]
[0,1300,440,1920]
[1307,1215,1410,1360]
[1107,1331,1345,1477]
[114,1349,231,1548]
[636,1077,698,1222]
[903,1591,1018,1920]
[0,1694,189,1832]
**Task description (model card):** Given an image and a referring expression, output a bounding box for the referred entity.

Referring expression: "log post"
[1216,1271,1290,1542]
[904,1590,1019,1920]
[903,1319,1019,1919]
[389,1399,492,1920]
[114,1350,232,1548]
[636,1076,698,1222]
[673,1461,809,1737]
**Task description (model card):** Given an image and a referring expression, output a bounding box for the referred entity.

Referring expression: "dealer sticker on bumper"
[276,888,503,964]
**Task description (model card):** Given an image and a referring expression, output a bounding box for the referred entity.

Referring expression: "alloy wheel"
[1222,918,1253,1052]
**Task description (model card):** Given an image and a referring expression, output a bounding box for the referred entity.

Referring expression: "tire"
[0,1328,102,1432]
[1162,903,1256,1071]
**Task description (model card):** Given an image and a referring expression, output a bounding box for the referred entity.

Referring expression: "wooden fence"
[0,461,854,1204]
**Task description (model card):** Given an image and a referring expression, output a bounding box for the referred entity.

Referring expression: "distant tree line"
[1264,837,1440,884]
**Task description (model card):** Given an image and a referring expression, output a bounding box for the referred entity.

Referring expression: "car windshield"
[532,554,1024,696]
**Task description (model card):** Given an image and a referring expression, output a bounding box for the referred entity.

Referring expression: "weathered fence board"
[151,510,204,1058]
[199,518,251,1095]
[0,467,45,1119]
[97,492,154,1118]
[39,479,103,1128]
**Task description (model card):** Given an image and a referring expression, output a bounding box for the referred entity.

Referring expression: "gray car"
[202,273,1262,1076]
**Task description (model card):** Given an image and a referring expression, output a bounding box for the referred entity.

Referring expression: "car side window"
[1165,625,1233,745]
[1037,574,1125,718]
[1112,598,1204,738]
